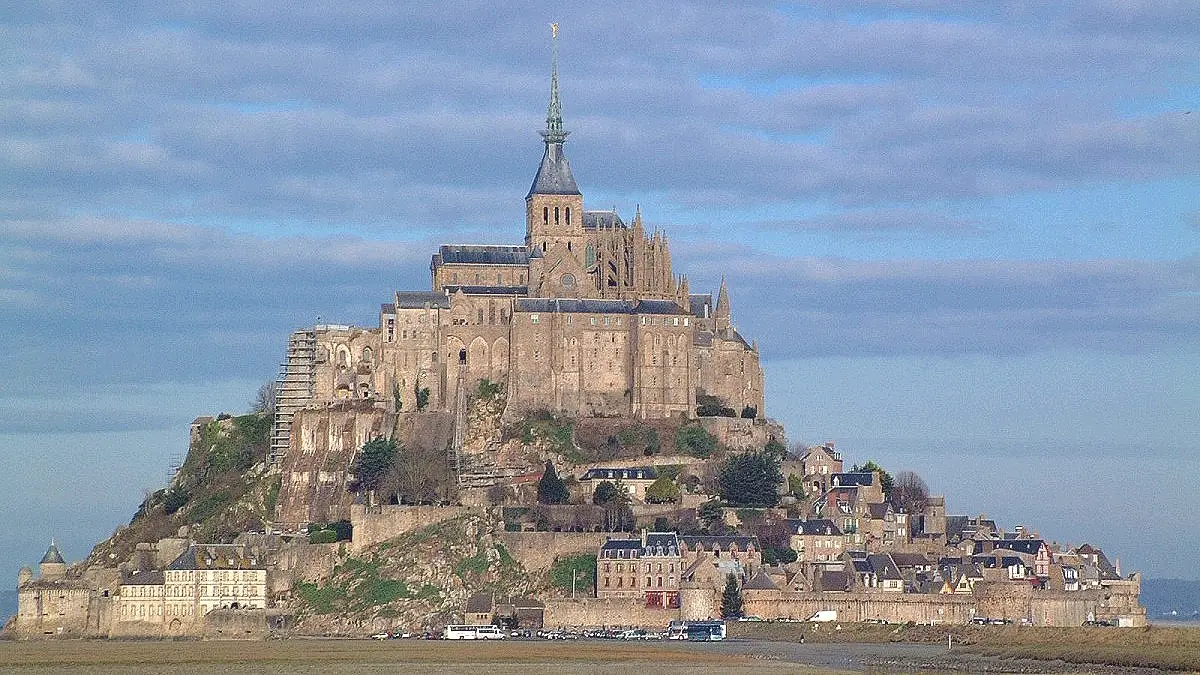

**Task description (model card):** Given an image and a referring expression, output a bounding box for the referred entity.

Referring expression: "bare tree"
[890,470,929,518]
[252,381,276,415]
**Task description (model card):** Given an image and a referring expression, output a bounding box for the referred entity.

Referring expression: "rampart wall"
[496,531,612,572]
[349,504,469,553]
[543,597,678,628]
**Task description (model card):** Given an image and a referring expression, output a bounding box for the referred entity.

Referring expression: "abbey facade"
[272,54,764,461]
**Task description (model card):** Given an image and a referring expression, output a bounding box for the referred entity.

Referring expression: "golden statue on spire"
[551,22,559,38]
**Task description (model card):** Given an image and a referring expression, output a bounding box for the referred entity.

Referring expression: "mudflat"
[0,639,844,675]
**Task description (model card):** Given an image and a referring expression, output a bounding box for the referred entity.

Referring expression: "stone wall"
[349,504,469,553]
[543,597,678,628]
[495,531,612,572]
[698,417,784,451]
[202,608,270,639]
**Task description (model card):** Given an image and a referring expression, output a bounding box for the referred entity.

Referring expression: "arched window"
[554,206,560,225]
[566,206,571,225]
[362,346,373,363]
[543,207,548,225]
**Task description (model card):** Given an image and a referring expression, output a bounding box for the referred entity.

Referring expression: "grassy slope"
[85,413,278,567]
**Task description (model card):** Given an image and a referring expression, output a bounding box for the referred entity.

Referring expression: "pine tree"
[720,573,743,619]
[537,461,570,505]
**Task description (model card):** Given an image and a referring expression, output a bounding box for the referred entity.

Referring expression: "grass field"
[732,620,1200,672]
[0,639,843,675]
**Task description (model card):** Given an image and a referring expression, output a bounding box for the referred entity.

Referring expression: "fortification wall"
[543,597,678,628]
[271,542,341,591]
[496,531,612,572]
[697,417,784,451]
[202,608,270,639]
[349,504,468,553]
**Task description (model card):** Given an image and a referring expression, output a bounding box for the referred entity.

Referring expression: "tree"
[251,381,276,415]
[698,499,725,534]
[645,475,681,504]
[852,460,895,497]
[414,383,431,410]
[763,436,786,462]
[787,474,806,500]
[891,470,930,517]
[537,461,570,505]
[350,437,397,495]
[592,480,622,506]
[720,574,744,619]
[675,424,718,458]
[717,451,783,507]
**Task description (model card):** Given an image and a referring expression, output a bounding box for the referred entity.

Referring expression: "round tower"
[17,566,33,587]
[679,581,716,621]
[39,541,67,580]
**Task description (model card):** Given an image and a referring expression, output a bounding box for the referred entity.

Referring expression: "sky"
[1,2,1197,585]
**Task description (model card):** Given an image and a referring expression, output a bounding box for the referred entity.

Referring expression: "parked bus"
[442,624,506,640]
[666,620,726,641]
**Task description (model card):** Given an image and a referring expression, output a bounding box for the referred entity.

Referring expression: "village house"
[785,518,845,562]
[578,466,659,503]
[596,532,682,609]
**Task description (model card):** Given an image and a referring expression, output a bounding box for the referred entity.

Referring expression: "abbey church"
[271,45,765,462]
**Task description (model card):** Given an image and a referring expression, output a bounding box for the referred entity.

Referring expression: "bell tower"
[526,23,584,265]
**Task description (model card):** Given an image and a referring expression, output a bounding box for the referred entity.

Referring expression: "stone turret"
[714,278,731,330]
[39,541,67,581]
[17,566,32,587]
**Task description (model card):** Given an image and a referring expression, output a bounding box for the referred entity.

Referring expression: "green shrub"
[549,554,596,594]
[308,529,338,544]
[675,424,718,458]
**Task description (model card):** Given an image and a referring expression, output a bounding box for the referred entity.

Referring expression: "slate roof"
[435,244,529,266]
[465,593,493,613]
[393,292,451,309]
[819,569,851,591]
[889,553,932,569]
[868,554,903,581]
[786,519,844,537]
[516,298,688,315]
[742,570,780,591]
[679,535,760,552]
[582,210,625,230]
[580,466,658,481]
[689,294,714,318]
[867,503,893,520]
[40,542,65,565]
[599,533,680,557]
[166,544,263,570]
[528,142,580,197]
[975,539,1046,556]
[830,472,875,487]
[599,538,642,554]
[443,285,529,296]
[121,570,165,586]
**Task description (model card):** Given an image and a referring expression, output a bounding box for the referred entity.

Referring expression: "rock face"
[291,511,540,634]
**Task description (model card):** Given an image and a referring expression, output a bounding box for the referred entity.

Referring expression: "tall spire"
[542,22,567,144]
[528,22,580,198]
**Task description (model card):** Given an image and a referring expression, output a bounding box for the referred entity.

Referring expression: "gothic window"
[362,346,373,363]
[586,244,596,268]
[477,308,484,324]
[542,242,547,252]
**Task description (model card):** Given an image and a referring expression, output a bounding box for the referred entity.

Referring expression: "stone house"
[596,532,682,609]
[678,535,762,591]
[785,518,845,562]
[14,543,95,639]
[799,443,843,496]
[578,466,659,503]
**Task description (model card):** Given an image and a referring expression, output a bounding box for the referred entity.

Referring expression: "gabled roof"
[867,503,894,520]
[599,538,642,553]
[819,569,851,591]
[868,553,904,581]
[516,298,688,315]
[435,244,529,266]
[166,544,263,570]
[742,570,779,591]
[442,285,528,296]
[580,466,658,481]
[643,532,680,556]
[121,570,165,586]
[679,535,760,552]
[582,211,625,230]
[786,518,843,537]
[393,292,451,309]
[830,472,875,487]
[889,552,931,569]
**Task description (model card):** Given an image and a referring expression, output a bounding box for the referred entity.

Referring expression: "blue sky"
[1,2,1197,582]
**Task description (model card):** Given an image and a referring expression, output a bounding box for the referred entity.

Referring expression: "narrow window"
[554,206,560,225]
[543,207,548,225]
[566,206,571,225]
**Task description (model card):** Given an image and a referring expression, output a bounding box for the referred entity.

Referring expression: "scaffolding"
[270,329,317,465]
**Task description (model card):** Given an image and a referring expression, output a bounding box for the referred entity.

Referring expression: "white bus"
[443,625,506,640]
[666,620,726,641]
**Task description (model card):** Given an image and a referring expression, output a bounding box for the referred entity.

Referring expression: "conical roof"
[40,542,65,564]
